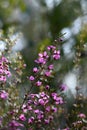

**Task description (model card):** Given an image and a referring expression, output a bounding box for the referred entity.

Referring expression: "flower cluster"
[16,43,66,129]
[8,120,24,130]
[1,36,87,130]
[72,113,86,128]
[29,45,61,91]
[0,56,11,83]
[35,45,60,65]
[19,91,63,129]
[0,41,65,130]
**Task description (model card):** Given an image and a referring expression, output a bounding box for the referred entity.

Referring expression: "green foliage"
[0,0,26,31]
[47,0,82,38]
[38,38,51,52]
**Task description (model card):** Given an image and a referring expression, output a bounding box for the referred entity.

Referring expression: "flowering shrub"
[17,43,65,129]
[0,33,87,130]
[0,56,11,83]
[19,91,63,129]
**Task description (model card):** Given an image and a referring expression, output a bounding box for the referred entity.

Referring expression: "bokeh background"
[0,0,87,97]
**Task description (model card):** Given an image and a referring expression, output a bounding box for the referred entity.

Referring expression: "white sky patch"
[10,33,26,51]
[0,33,25,53]
[64,72,77,96]
[45,0,61,9]
[0,41,6,51]
[61,28,72,40]
[46,0,54,8]
[71,17,82,35]
[12,40,24,51]
[63,43,71,54]
[81,0,87,14]
[63,38,75,54]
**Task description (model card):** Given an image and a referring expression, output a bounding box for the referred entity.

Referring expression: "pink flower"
[1,56,8,62]
[28,117,34,124]
[35,57,46,64]
[43,51,48,58]
[52,107,57,113]
[44,119,50,124]
[45,85,50,90]
[28,106,32,111]
[0,76,6,82]
[38,51,48,59]
[48,64,54,70]
[78,113,86,118]
[38,53,43,57]
[34,109,39,114]
[33,67,38,73]
[37,111,44,120]
[55,97,63,104]
[48,116,53,120]
[4,70,11,77]
[23,64,27,68]
[47,45,56,50]
[45,71,51,77]
[53,50,60,60]
[51,92,57,99]
[38,57,46,64]
[53,54,60,60]
[0,56,11,83]
[0,69,3,74]
[36,81,42,86]
[60,84,67,91]
[39,99,45,105]
[0,90,8,99]
[19,114,26,121]
[46,106,50,112]
[29,76,35,81]
[9,120,24,127]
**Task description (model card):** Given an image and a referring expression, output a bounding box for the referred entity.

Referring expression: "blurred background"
[0,0,87,97]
